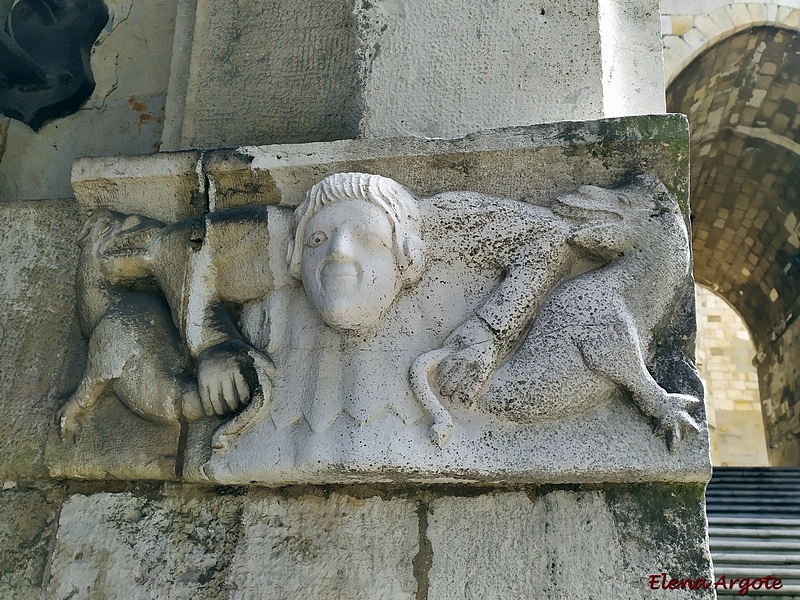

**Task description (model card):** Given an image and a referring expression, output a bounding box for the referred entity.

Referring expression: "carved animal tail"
[409,348,454,447]
[211,350,276,452]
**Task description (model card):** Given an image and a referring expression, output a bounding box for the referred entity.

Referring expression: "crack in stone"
[411,501,432,600]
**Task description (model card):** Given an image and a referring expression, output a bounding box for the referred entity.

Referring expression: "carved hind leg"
[477,334,607,422]
[57,350,114,440]
[577,320,700,451]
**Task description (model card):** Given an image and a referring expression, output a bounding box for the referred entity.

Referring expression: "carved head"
[287,173,425,331]
[551,175,680,261]
[77,209,164,283]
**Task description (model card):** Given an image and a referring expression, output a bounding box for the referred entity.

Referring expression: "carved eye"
[617,193,631,208]
[98,220,113,236]
[306,231,328,248]
[359,230,384,248]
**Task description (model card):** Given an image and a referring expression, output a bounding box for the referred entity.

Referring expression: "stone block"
[709,7,736,32]
[783,8,800,28]
[670,15,694,36]
[663,47,685,82]
[166,0,664,149]
[227,493,418,599]
[0,201,81,483]
[45,487,243,599]
[426,486,713,599]
[359,0,609,137]
[598,0,666,118]
[692,14,724,42]
[777,5,794,21]
[747,3,768,24]
[72,151,206,222]
[0,489,58,599]
[726,3,755,28]
[664,34,695,58]
[682,27,709,50]
[766,4,779,22]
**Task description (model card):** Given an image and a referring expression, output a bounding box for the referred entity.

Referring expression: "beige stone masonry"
[661,2,800,83]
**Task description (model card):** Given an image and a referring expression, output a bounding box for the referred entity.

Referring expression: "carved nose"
[327,228,355,258]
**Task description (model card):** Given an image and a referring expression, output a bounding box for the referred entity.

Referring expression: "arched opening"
[668,26,800,465]
[696,285,768,466]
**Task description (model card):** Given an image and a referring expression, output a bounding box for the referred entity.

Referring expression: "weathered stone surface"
[0,0,178,202]
[426,486,712,599]
[227,492,418,600]
[0,200,80,483]
[758,315,800,465]
[46,487,242,599]
[165,0,665,149]
[45,488,419,599]
[0,489,58,599]
[71,151,206,222]
[46,398,181,481]
[61,116,709,486]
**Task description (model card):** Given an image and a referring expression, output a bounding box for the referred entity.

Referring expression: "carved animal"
[57,210,204,439]
[414,175,701,449]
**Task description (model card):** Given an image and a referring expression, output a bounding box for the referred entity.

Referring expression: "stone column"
[162,0,665,149]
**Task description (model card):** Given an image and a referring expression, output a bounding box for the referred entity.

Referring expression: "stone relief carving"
[57,210,204,440]
[60,171,703,481]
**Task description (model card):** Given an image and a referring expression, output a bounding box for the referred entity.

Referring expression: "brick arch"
[663,4,800,84]
[668,26,800,465]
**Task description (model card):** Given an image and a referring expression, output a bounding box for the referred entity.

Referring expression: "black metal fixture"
[0,0,108,130]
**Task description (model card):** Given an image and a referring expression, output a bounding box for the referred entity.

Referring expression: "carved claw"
[56,401,85,444]
[652,393,701,452]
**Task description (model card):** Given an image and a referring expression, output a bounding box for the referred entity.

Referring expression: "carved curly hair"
[286,172,425,285]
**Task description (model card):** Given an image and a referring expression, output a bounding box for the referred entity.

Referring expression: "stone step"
[709,527,800,538]
[712,552,800,564]
[706,485,800,500]
[712,540,800,551]
[708,516,800,527]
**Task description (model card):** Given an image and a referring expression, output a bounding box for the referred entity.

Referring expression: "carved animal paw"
[652,393,702,452]
[56,401,87,443]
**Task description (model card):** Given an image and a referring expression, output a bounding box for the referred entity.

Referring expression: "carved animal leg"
[57,367,111,440]
[577,321,700,451]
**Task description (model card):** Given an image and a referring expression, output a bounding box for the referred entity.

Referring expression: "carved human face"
[300,200,401,331]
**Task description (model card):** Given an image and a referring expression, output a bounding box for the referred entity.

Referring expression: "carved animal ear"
[76,209,114,243]
[568,222,630,260]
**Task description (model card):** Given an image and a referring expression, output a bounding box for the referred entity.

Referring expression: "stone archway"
[668,25,800,465]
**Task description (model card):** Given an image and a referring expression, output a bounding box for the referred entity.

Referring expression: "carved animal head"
[551,175,681,262]
[77,209,165,283]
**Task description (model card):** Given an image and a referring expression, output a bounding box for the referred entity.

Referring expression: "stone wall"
[758,317,800,465]
[3,483,709,600]
[0,1,714,598]
[661,0,800,83]
[696,286,768,466]
[663,1,800,464]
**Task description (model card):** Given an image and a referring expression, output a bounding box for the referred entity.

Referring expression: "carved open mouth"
[100,227,157,258]
[319,261,360,292]
[550,194,622,223]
